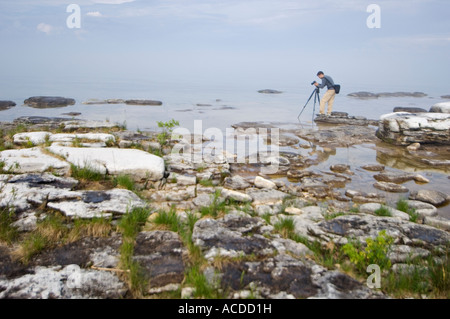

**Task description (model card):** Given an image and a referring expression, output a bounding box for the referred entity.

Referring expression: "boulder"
[393,107,427,113]
[48,145,165,181]
[221,188,253,203]
[125,100,163,106]
[318,214,450,249]
[373,181,409,193]
[373,172,429,184]
[377,112,450,145]
[82,99,109,105]
[258,89,282,94]
[224,175,251,190]
[429,102,450,114]
[359,203,410,220]
[254,176,277,189]
[24,96,76,108]
[246,188,289,205]
[409,190,449,206]
[404,200,437,217]
[361,164,385,172]
[296,125,378,147]
[0,100,16,111]
[347,92,379,99]
[315,114,378,126]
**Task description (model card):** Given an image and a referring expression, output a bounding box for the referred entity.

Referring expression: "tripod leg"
[298,89,317,119]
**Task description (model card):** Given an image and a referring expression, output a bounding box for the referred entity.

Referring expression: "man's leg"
[320,90,334,115]
[327,90,336,115]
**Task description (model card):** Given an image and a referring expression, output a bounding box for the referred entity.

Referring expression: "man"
[314,71,336,116]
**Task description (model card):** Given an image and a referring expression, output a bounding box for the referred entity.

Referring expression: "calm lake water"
[1,76,449,218]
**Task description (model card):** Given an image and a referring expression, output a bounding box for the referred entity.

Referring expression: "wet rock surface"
[133,231,186,291]
[314,113,379,126]
[24,96,76,108]
[348,92,427,99]
[258,89,282,94]
[0,101,16,111]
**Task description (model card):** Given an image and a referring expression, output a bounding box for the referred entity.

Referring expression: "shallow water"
[1,77,449,218]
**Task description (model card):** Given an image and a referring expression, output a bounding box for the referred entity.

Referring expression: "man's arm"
[315,78,327,89]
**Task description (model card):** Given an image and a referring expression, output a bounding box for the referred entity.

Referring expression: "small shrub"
[342,230,394,273]
[156,119,180,147]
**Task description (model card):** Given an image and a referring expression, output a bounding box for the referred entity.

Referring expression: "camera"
[311,81,317,85]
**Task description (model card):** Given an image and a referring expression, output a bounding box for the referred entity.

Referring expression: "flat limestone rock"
[246,188,289,205]
[133,231,186,290]
[0,264,126,299]
[377,112,450,145]
[48,145,165,181]
[373,181,409,193]
[0,147,70,175]
[47,189,147,218]
[125,99,163,106]
[13,132,115,146]
[409,189,449,206]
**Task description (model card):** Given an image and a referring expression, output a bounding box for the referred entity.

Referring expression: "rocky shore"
[0,101,449,299]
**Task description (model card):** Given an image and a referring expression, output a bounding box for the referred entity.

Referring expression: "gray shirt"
[318,75,335,90]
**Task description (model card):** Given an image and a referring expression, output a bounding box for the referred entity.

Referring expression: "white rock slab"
[48,145,165,181]
[47,189,147,219]
[0,147,70,175]
[13,132,52,145]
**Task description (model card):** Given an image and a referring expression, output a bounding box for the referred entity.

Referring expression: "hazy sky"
[0,0,449,92]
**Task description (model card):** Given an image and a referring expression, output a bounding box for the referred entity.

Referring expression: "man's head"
[317,71,324,79]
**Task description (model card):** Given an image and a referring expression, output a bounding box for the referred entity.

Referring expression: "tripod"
[297,87,320,122]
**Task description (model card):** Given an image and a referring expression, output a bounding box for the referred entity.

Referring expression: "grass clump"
[374,205,392,217]
[384,252,449,298]
[67,217,112,242]
[70,164,105,182]
[396,199,419,223]
[153,206,181,232]
[114,174,135,191]
[274,217,296,239]
[16,213,68,263]
[200,190,228,218]
[118,207,151,239]
[0,206,19,244]
[117,206,152,296]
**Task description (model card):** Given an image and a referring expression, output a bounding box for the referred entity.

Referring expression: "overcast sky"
[0,0,449,92]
